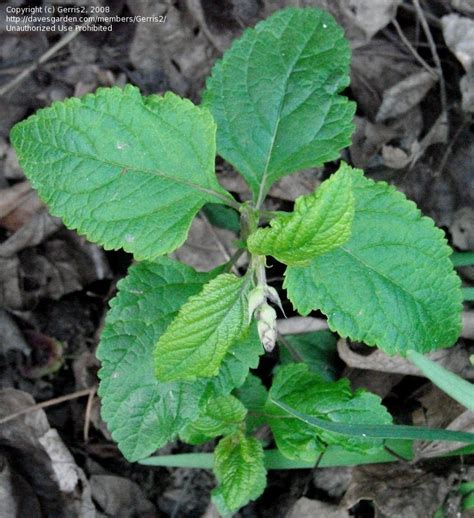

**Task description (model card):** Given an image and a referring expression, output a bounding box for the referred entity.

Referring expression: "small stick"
[83,385,97,442]
[392,18,437,78]
[0,30,81,97]
[0,386,96,426]
[412,0,447,118]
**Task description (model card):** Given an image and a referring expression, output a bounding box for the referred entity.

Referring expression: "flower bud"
[265,286,285,316]
[247,286,266,322]
[257,303,277,352]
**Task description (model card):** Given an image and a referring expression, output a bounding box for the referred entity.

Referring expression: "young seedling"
[10,7,469,515]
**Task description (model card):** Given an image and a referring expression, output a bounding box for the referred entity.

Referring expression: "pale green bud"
[247,286,266,322]
[265,286,285,316]
[257,303,277,352]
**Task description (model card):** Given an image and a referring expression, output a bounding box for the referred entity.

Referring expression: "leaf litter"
[0,0,473,515]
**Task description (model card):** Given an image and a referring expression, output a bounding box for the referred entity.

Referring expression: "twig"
[400,2,441,28]
[277,316,329,335]
[412,0,447,118]
[277,312,474,339]
[0,386,96,426]
[392,18,437,78]
[436,117,470,176]
[0,29,81,97]
[83,385,97,442]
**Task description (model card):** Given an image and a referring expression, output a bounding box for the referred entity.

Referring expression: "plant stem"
[452,251,474,267]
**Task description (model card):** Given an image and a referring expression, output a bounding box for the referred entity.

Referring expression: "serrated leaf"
[10,85,236,260]
[203,8,355,203]
[234,373,268,432]
[248,163,354,265]
[212,433,267,513]
[279,330,338,381]
[97,258,261,461]
[266,364,392,462]
[180,394,247,445]
[285,166,463,355]
[154,273,252,382]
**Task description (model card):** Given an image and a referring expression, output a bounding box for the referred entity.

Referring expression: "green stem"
[451,251,474,267]
[462,287,474,301]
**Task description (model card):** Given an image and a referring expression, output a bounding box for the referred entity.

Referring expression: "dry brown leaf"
[0,389,95,516]
[343,464,453,518]
[338,339,474,379]
[442,14,474,72]
[0,454,41,517]
[451,0,474,14]
[376,70,437,122]
[333,0,402,46]
[451,207,474,250]
[172,215,243,272]
[0,210,62,258]
[460,68,474,112]
[268,168,321,201]
[0,182,43,232]
[351,39,420,119]
[412,385,474,459]
[90,475,156,518]
[350,116,397,168]
[286,497,349,518]
[0,309,29,355]
[0,256,22,309]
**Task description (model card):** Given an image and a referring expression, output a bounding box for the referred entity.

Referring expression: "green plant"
[10,7,472,515]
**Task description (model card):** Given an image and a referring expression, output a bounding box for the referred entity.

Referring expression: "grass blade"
[271,398,474,442]
[451,251,474,267]
[407,349,474,411]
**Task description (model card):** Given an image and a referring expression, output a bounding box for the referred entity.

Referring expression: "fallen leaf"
[0,210,61,258]
[376,70,437,122]
[0,388,95,516]
[338,339,474,379]
[286,497,349,518]
[90,474,156,518]
[172,215,243,271]
[343,464,452,518]
[442,14,474,72]
[451,207,474,250]
[0,182,43,232]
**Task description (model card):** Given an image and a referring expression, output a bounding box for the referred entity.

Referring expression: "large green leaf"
[203,8,355,203]
[285,167,463,355]
[97,259,261,461]
[10,86,236,260]
[212,433,267,514]
[248,163,354,265]
[154,273,252,382]
[266,364,392,462]
[180,394,247,445]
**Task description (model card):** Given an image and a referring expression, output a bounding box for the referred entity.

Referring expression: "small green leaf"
[234,374,268,432]
[154,273,252,382]
[279,330,338,381]
[212,433,267,513]
[266,364,392,462]
[248,164,355,265]
[180,395,247,445]
[11,86,236,260]
[203,8,355,203]
[407,350,474,412]
[285,167,463,355]
[97,259,260,461]
[202,203,241,233]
